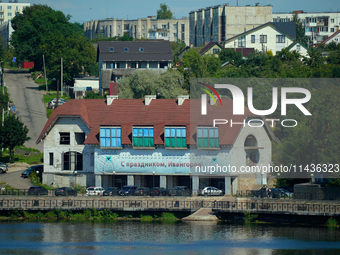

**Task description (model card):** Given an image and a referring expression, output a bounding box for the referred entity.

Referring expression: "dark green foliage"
[0,114,30,160]
[157,3,175,19]
[84,92,105,99]
[90,33,133,43]
[171,40,187,63]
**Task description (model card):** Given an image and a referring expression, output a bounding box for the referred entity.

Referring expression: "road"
[4,70,48,150]
[0,167,32,189]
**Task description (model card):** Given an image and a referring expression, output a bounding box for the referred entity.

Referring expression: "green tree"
[0,114,30,160]
[292,13,309,46]
[157,3,175,19]
[182,48,207,78]
[171,40,187,63]
[219,48,243,66]
[117,70,186,99]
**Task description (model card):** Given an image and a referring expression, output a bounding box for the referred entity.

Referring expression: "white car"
[200,186,223,196]
[47,98,67,109]
[86,187,105,196]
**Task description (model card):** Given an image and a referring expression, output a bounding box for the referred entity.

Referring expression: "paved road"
[0,168,32,189]
[4,70,47,150]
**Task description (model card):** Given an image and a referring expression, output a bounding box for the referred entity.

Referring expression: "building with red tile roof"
[37,95,276,195]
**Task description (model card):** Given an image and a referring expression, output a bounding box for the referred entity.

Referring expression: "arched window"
[63,151,83,171]
[244,135,257,147]
[244,135,259,166]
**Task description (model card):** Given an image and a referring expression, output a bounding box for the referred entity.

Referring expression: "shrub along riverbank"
[0,208,183,222]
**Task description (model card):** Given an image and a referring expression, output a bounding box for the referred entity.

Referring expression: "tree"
[182,48,207,78]
[157,3,175,19]
[10,4,96,84]
[292,13,309,46]
[171,40,187,63]
[0,114,30,160]
[117,70,187,99]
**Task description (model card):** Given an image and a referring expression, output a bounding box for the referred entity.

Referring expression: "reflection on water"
[0,221,340,255]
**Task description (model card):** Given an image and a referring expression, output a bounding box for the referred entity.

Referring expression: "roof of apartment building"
[316,30,340,48]
[97,41,173,62]
[36,98,276,146]
[223,22,296,43]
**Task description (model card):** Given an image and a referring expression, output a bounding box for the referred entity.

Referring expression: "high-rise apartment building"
[84,16,189,46]
[189,3,273,47]
[0,0,29,24]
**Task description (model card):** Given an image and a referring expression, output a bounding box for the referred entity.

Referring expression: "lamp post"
[189,171,192,196]
[113,171,116,187]
[152,171,155,187]
[36,170,40,186]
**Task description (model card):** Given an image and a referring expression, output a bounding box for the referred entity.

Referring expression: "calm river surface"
[0,221,340,255]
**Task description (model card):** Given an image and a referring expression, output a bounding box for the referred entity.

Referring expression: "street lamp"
[152,171,155,187]
[36,170,40,186]
[113,171,116,187]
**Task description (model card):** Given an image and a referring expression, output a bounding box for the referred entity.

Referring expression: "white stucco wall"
[289,43,310,58]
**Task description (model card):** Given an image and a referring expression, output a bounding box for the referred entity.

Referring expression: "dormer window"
[139,47,144,52]
[124,47,129,52]
[109,47,114,52]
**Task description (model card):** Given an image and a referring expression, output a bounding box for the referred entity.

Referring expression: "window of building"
[142,25,145,30]
[0,6,2,11]
[181,33,185,42]
[60,132,70,145]
[16,6,18,11]
[238,35,246,47]
[331,28,335,32]
[75,132,85,145]
[197,127,219,148]
[109,47,114,52]
[174,33,177,38]
[139,47,144,52]
[251,35,255,43]
[133,127,154,147]
[260,35,267,43]
[331,19,335,23]
[165,127,186,148]
[162,24,167,28]
[173,24,177,29]
[8,13,12,17]
[63,151,83,170]
[296,44,301,51]
[100,127,122,147]
[7,6,11,10]
[153,25,156,29]
[181,24,185,32]
[213,48,220,54]
[276,35,285,43]
[124,47,129,52]
[49,153,54,166]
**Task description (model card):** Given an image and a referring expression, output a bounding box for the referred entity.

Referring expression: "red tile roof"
[37,98,274,146]
[316,30,340,48]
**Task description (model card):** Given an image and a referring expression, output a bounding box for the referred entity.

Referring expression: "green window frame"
[164,127,186,148]
[197,127,219,148]
[132,127,154,147]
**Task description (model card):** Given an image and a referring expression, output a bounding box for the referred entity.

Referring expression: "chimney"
[145,95,156,105]
[107,95,118,105]
[178,95,189,105]
[209,95,218,106]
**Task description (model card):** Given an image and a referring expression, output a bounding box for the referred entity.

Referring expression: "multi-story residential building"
[223,22,297,56]
[97,40,173,94]
[0,0,29,24]
[84,16,189,46]
[272,11,340,45]
[189,3,273,47]
[36,95,276,195]
[0,20,13,47]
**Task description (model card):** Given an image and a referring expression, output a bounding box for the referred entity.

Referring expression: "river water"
[0,221,340,255]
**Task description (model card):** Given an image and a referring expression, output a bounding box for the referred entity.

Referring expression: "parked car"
[55,187,77,196]
[103,187,120,196]
[21,165,43,178]
[277,188,294,197]
[135,187,151,196]
[255,187,280,199]
[47,98,67,109]
[150,187,168,196]
[168,186,190,196]
[200,186,223,196]
[86,187,105,196]
[119,185,137,196]
[0,162,8,173]
[28,186,48,195]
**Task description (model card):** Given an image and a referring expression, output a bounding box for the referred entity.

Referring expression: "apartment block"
[273,11,340,45]
[84,16,189,46]
[189,3,273,47]
[0,0,29,24]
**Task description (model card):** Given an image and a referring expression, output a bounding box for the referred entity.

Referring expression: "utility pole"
[56,80,59,109]
[43,54,48,92]
[61,58,63,96]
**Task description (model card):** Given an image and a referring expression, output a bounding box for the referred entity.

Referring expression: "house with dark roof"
[97,41,173,94]
[199,42,224,56]
[36,95,276,195]
[224,22,297,55]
